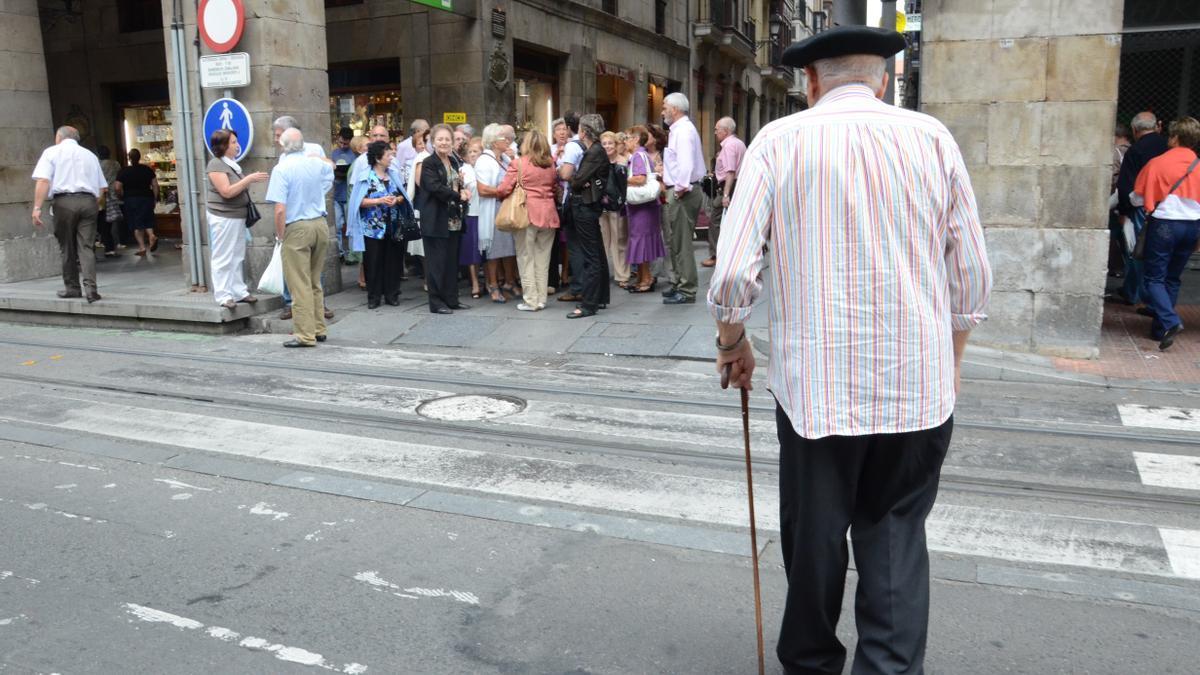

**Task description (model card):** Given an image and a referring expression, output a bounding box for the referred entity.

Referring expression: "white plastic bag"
[257,242,285,296]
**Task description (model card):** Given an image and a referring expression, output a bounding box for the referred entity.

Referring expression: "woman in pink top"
[496,129,561,311]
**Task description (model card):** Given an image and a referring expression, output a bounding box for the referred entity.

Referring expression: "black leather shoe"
[661,288,677,298]
[85,292,102,304]
[432,307,453,315]
[316,335,327,343]
[367,297,381,309]
[449,303,470,310]
[1159,324,1183,351]
[662,293,695,305]
[56,289,82,299]
[384,296,401,306]
[282,339,316,348]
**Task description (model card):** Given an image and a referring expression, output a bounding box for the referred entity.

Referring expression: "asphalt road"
[0,324,1198,674]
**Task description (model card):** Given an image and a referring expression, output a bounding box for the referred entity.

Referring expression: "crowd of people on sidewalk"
[27,93,748,334]
[1110,110,1200,351]
[308,95,747,322]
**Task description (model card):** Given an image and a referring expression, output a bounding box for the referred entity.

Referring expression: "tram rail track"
[2,335,1199,448]
[1,366,1198,516]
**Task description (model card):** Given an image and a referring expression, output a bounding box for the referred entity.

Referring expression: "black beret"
[781,26,906,69]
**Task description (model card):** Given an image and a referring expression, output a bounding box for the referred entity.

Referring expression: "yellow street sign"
[443,112,467,124]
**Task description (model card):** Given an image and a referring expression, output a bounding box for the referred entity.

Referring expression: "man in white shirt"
[660,93,706,305]
[272,116,326,161]
[31,126,108,303]
[556,111,586,300]
[395,118,430,178]
[349,125,390,184]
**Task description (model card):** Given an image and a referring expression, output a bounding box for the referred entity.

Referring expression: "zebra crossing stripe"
[1133,452,1200,491]
[1160,528,1200,580]
[1118,404,1200,433]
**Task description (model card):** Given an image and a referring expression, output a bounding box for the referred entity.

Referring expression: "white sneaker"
[517,303,538,312]
[537,303,546,310]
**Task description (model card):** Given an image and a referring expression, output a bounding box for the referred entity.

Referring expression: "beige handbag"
[496,159,530,232]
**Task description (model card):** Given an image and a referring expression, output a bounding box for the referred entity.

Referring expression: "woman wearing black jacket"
[415,124,472,314]
[566,114,612,319]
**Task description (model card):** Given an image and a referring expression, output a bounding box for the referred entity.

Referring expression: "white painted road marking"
[1118,404,1200,433]
[1133,452,1200,491]
[354,571,479,605]
[7,401,1200,581]
[154,478,214,491]
[1160,528,1200,580]
[121,603,367,673]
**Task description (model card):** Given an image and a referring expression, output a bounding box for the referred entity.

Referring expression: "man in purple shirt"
[661,92,706,304]
[704,116,746,268]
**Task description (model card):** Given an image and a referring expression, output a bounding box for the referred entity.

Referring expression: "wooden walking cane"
[724,365,766,675]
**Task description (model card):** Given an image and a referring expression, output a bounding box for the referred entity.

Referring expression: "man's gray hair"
[717,117,737,133]
[1131,112,1158,133]
[551,117,566,131]
[481,123,505,149]
[272,115,300,132]
[810,54,886,90]
[579,113,606,141]
[664,92,690,114]
[409,118,430,134]
[280,127,304,153]
[455,123,475,137]
[56,126,80,141]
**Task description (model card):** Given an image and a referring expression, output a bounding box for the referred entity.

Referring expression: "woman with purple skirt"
[623,126,666,293]
[458,137,484,298]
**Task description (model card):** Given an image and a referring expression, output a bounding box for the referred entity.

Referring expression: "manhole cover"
[416,394,526,421]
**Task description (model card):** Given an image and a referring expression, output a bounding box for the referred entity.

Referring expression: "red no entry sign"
[198,0,245,53]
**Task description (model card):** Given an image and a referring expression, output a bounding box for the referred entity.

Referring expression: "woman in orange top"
[496,129,561,311]
[1133,116,1200,350]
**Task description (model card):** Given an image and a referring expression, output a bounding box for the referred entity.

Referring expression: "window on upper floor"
[602,0,618,15]
[117,0,163,33]
[325,0,365,7]
[655,0,667,34]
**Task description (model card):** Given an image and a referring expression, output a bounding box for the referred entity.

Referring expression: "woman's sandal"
[489,285,506,304]
[220,299,237,309]
[471,288,483,299]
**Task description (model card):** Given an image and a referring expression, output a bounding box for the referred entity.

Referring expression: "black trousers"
[562,204,587,295]
[570,201,610,311]
[423,233,461,311]
[363,235,403,303]
[776,407,952,675]
[98,210,117,253]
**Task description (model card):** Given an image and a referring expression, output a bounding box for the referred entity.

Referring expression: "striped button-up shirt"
[707,84,992,439]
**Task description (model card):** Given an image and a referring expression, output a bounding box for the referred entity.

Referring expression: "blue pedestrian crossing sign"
[202,97,253,162]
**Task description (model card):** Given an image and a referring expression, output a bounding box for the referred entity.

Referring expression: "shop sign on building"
[203,98,254,161]
[412,0,453,11]
[443,112,467,124]
[199,53,250,88]
[596,62,635,82]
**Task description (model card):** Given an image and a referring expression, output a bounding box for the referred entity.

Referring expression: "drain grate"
[415,394,527,421]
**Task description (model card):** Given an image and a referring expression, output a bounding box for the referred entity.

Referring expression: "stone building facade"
[0,0,1171,358]
[921,0,1122,358]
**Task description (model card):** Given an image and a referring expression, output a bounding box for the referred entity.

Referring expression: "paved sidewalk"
[259,242,767,361]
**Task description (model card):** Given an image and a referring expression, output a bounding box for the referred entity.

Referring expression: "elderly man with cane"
[709,26,993,675]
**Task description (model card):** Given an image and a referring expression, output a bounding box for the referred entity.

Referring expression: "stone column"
[922,0,1122,357]
[163,0,337,294]
[0,1,57,282]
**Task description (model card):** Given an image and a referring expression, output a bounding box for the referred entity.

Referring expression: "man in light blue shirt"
[266,128,334,348]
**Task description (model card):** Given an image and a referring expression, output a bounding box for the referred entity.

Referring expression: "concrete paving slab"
[569,323,689,357]
[479,317,592,353]
[323,308,419,344]
[393,315,502,347]
[670,324,718,360]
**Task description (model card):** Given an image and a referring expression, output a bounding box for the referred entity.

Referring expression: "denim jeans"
[1143,216,1200,336]
[333,200,348,258]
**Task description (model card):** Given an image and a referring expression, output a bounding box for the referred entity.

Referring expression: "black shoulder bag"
[229,166,261,228]
[1133,157,1199,260]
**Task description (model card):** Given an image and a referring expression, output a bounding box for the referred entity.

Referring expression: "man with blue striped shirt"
[709,27,992,674]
